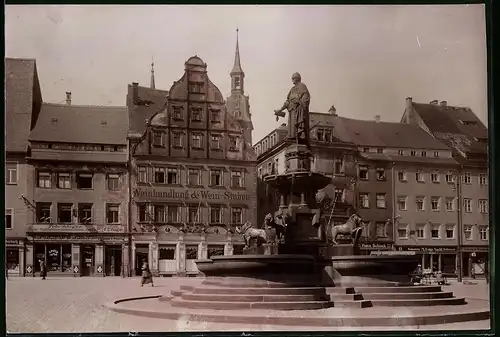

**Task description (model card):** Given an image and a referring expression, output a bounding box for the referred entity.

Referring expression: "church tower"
[226,28,254,145]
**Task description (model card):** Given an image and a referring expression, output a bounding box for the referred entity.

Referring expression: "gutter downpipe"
[457,165,463,282]
[391,162,396,251]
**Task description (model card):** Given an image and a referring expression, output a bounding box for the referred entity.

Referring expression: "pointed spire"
[150,57,156,89]
[231,28,243,74]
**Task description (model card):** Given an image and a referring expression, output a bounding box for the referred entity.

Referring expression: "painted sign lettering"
[31,235,125,242]
[359,243,394,250]
[30,224,125,234]
[397,246,457,253]
[133,188,250,201]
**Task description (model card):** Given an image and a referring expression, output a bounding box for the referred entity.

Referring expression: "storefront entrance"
[6,248,20,275]
[135,245,149,276]
[105,246,122,276]
[81,244,95,276]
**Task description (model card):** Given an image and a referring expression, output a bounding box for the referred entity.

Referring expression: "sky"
[5,5,487,144]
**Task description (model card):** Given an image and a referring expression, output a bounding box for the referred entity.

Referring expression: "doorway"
[81,244,95,276]
[105,246,122,276]
[135,244,149,276]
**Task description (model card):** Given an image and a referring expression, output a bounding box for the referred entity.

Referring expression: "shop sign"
[29,224,125,234]
[397,246,457,253]
[6,239,21,245]
[371,251,416,256]
[133,188,250,202]
[462,246,488,252]
[32,235,125,243]
[360,243,393,250]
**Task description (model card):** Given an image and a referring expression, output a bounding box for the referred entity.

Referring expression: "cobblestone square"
[6,277,490,333]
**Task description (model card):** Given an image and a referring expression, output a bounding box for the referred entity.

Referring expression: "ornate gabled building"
[127,55,256,277]
[26,98,129,277]
[401,98,489,278]
[5,58,43,277]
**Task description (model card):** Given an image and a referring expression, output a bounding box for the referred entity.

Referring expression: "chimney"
[65,92,71,105]
[430,100,439,105]
[405,97,413,109]
[329,105,337,116]
[132,82,139,104]
[440,100,447,108]
[375,115,381,123]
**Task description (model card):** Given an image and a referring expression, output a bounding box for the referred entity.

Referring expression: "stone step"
[354,285,442,293]
[370,297,466,307]
[333,300,373,308]
[192,286,327,296]
[158,295,173,302]
[328,293,364,301]
[181,292,329,302]
[180,285,196,291]
[202,280,318,288]
[170,298,333,310]
[362,292,454,300]
[325,287,356,294]
[171,290,185,297]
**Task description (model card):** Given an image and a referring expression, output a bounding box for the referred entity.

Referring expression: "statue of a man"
[274,72,311,146]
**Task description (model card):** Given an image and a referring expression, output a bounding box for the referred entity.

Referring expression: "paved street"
[6,277,490,333]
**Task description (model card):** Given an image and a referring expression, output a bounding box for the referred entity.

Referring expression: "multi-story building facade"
[127,54,256,277]
[5,58,43,276]
[25,98,129,277]
[401,98,489,278]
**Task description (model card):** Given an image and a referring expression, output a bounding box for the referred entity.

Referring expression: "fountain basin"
[195,254,317,278]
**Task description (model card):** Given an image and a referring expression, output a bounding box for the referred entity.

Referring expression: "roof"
[5,58,37,152]
[29,103,128,145]
[411,102,487,155]
[127,84,168,136]
[360,153,459,166]
[333,115,451,150]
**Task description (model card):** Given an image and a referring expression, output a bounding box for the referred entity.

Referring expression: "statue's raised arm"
[274,72,311,146]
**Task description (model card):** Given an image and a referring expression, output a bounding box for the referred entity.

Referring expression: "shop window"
[78,204,93,223]
[6,162,18,185]
[46,244,61,272]
[38,172,52,188]
[358,166,368,180]
[167,168,179,184]
[159,247,175,260]
[36,203,51,223]
[152,131,164,147]
[188,169,200,186]
[208,246,225,258]
[58,204,73,223]
[106,204,120,224]
[167,205,179,223]
[154,204,166,223]
[6,249,19,273]
[154,167,166,184]
[210,169,223,186]
[231,171,244,188]
[185,246,198,260]
[57,173,71,189]
[138,166,148,183]
[231,207,243,224]
[107,174,120,191]
[210,207,222,223]
[76,173,93,189]
[5,209,13,230]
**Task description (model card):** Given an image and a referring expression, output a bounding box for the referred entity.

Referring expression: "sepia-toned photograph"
[5,4,490,333]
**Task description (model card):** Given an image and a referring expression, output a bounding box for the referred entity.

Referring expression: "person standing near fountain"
[274,72,311,147]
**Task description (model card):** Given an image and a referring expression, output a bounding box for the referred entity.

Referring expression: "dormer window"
[410,151,416,156]
[377,148,383,154]
[434,151,439,157]
[421,151,426,156]
[188,82,204,94]
[461,120,478,126]
[398,150,404,155]
[363,148,369,153]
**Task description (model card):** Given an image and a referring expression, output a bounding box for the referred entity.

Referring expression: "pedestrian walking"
[471,265,476,280]
[39,259,47,280]
[140,260,154,287]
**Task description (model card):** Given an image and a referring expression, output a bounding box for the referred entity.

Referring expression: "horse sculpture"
[236,222,269,248]
[329,213,365,245]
